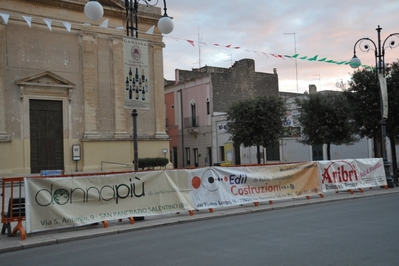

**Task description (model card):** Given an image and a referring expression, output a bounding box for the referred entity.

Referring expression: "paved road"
[1,193,398,266]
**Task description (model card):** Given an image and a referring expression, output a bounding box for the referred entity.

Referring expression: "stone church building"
[0,0,170,176]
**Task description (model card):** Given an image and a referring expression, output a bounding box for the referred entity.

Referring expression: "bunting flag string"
[22,15,32,28]
[0,11,373,69]
[145,25,155,35]
[99,19,109,28]
[62,21,72,32]
[164,35,373,69]
[43,18,52,31]
[0,12,9,24]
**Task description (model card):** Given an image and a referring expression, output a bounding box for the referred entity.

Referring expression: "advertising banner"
[189,162,321,209]
[317,158,387,192]
[378,73,388,119]
[123,37,150,110]
[25,171,194,233]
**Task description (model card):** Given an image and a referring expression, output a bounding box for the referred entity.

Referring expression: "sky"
[160,0,399,93]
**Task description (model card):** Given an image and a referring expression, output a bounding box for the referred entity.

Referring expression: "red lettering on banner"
[322,162,358,184]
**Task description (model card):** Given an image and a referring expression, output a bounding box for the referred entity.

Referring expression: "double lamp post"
[349,25,399,188]
[84,0,173,171]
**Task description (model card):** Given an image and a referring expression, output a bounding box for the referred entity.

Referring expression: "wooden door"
[30,100,64,173]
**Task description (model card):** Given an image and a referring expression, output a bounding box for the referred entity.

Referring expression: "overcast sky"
[161,0,399,93]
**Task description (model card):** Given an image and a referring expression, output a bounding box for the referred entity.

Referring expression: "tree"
[345,60,399,185]
[387,61,399,184]
[344,68,381,140]
[295,92,359,160]
[226,96,287,163]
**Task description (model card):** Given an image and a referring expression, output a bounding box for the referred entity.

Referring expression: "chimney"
[308,84,317,94]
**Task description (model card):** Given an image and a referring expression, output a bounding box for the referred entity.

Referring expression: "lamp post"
[84,0,173,171]
[349,25,399,188]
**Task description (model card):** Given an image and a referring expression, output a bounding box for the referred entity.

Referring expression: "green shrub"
[138,157,169,170]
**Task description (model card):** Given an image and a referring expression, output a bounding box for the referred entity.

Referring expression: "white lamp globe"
[158,16,174,34]
[349,55,361,69]
[84,0,104,21]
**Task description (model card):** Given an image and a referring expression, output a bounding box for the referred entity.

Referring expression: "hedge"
[138,157,169,170]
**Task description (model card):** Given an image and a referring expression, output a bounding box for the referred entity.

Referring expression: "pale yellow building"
[0,0,170,176]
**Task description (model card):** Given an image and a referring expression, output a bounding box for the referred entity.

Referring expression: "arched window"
[191,102,197,127]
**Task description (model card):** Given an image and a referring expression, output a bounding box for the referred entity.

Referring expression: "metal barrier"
[1,177,26,240]
[101,161,134,171]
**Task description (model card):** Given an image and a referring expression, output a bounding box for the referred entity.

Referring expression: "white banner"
[378,73,388,119]
[317,158,387,192]
[25,171,194,233]
[189,162,321,209]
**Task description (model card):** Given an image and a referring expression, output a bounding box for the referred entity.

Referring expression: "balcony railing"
[184,116,199,128]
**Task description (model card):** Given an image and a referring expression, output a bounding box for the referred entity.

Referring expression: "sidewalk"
[1,186,398,253]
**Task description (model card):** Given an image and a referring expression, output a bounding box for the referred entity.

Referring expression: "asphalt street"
[0,191,398,266]
[1,186,398,255]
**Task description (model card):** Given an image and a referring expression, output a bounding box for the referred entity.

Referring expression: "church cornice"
[24,0,126,18]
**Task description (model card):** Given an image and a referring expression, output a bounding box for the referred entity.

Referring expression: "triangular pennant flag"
[271,54,284,59]
[99,19,108,28]
[213,44,220,46]
[261,52,269,58]
[43,19,52,31]
[146,25,155,35]
[318,57,326,62]
[307,55,318,61]
[199,42,207,46]
[187,40,195,47]
[62,21,72,32]
[335,61,346,65]
[0,13,10,24]
[233,46,240,49]
[299,56,307,60]
[22,16,32,28]
[291,54,299,58]
[225,44,231,48]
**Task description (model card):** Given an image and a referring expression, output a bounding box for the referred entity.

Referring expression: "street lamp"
[349,25,399,188]
[124,0,174,37]
[84,0,174,36]
[84,0,173,171]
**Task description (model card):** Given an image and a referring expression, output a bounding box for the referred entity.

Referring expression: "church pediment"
[16,71,75,101]
[16,71,75,88]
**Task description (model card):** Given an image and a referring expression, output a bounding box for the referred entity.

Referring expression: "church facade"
[0,0,170,176]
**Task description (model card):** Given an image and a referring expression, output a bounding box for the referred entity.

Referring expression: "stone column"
[112,36,129,139]
[81,32,100,139]
[0,23,9,140]
[152,41,168,139]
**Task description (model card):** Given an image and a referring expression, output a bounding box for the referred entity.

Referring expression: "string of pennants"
[165,36,372,69]
[0,12,371,69]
